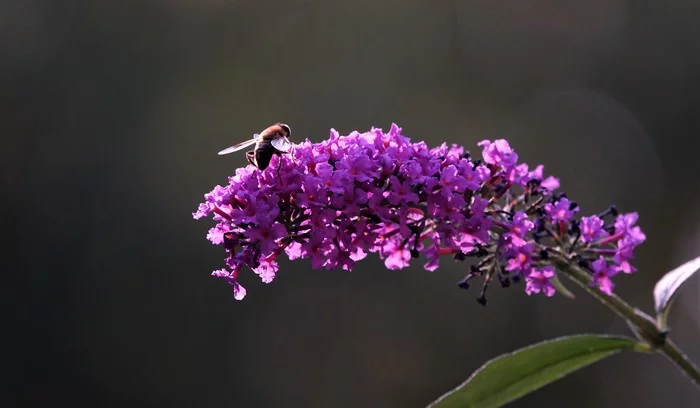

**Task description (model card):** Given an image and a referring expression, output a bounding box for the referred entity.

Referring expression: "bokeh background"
[5,1,700,407]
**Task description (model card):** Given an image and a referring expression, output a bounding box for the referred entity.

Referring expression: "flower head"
[579,215,606,244]
[590,257,616,295]
[525,266,556,297]
[505,211,534,247]
[544,197,579,223]
[477,139,519,169]
[195,124,645,302]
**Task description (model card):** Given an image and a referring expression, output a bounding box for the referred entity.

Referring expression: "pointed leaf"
[427,334,637,408]
[653,255,700,329]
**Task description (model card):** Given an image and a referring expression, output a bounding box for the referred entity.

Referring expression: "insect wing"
[270,136,292,152]
[217,133,260,155]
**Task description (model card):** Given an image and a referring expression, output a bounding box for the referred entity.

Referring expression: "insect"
[217,123,293,174]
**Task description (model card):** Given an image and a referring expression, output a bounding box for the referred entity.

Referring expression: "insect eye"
[280,123,291,137]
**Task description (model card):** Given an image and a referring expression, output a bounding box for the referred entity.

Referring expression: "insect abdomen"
[254,138,275,170]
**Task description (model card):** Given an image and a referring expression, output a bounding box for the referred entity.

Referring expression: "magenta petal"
[232,282,247,300]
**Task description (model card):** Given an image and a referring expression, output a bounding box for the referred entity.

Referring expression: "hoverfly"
[218,123,293,177]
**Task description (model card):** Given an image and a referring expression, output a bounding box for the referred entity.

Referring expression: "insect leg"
[276,154,283,184]
[246,150,257,168]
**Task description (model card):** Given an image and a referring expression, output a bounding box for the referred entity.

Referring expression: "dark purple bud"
[223,232,238,250]
[457,279,470,290]
[527,178,541,188]
[409,224,422,234]
[498,276,511,288]
[569,219,580,233]
[493,181,509,195]
[366,213,382,223]
[549,192,567,204]
[475,246,489,257]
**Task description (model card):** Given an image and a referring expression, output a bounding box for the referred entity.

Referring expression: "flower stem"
[550,253,700,388]
[661,339,700,388]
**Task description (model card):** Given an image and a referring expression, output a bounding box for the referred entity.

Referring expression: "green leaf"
[427,334,638,408]
[653,255,700,330]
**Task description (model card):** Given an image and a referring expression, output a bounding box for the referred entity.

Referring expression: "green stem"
[661,339,700,387]
[550,254,700,388]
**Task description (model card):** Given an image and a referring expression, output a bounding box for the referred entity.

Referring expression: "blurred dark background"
[4,1,700,407]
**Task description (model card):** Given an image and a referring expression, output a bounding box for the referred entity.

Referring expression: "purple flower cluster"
[194,124,645,302]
